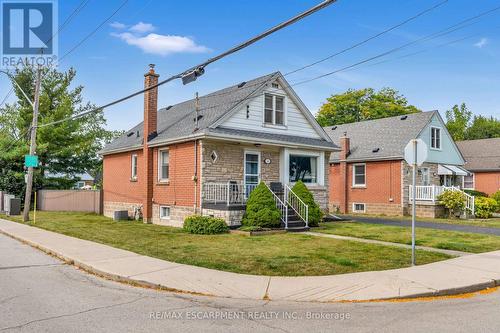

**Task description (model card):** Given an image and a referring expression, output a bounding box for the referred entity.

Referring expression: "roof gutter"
[330,155,404,164]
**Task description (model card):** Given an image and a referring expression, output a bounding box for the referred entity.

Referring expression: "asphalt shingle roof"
[101,72,337,154]
[456,138,500,171]
[323,111,436,162]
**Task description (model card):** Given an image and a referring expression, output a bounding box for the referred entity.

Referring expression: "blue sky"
[1,0,499,131]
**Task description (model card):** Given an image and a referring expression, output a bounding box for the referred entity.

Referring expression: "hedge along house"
[99,67,338,227]
[324,111,474,218]
[456,138,500,195]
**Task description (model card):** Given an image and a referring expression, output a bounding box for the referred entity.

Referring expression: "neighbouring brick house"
[457,138,500,195]
[99,67,338,227]
[324,111,473,218]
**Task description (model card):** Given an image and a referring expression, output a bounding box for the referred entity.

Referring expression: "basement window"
[352,203,366,213]
[159,206,170,220]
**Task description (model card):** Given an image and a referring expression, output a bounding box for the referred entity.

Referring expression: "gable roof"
[324,111,436,162]
[456,138,500,171]
[100,72,337,155]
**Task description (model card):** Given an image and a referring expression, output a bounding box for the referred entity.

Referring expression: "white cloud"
[110,21,127,29]
[474,38,488,48]
[112,32,210,56]
[129,22,155,34]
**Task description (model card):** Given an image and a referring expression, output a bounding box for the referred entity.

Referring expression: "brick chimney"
[142,64,159,223]
[339,132,350,214]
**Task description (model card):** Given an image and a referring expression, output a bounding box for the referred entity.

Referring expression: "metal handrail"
[265,183,288,229]
[284,184,309,227]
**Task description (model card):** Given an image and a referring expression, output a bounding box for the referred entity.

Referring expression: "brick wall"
[103,150,144,205]
[474,171,500,195]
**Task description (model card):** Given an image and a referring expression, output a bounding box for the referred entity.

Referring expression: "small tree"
[242,182,281,228]
[291,180,323,227]
[474,197,497,219]
[438,190,465,218]
[491,191,500,213]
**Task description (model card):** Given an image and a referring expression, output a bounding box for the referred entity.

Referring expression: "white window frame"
[244,150,261,184]
[283,149,325,187]
[430,126,442,150]
[463,173,475,190]
[352,203,366,213]
[159,206,171,220]
[421,167,431,186]
[263,93,287,128]
[352,163,366,187]
[76,181,85,189]
[158,149,169,182]
[131,154,138,180]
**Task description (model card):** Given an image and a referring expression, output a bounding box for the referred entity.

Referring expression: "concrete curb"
[1,219,500,303]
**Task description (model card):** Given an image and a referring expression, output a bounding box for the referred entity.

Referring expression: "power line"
[58,0,129,62]
[37,0,338,129]
[284,0,449,76]
[44,0,91,47]
[0,87,14,108]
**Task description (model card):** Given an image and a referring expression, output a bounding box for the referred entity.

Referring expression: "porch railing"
[265,183,288,229]
[284,184,309,228]
[202,182,257,205]
[409,185,475,215]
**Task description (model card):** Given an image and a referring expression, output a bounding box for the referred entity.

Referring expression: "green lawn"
[317,222,500,253]
[339,214,500,229]
[2,211,451,276]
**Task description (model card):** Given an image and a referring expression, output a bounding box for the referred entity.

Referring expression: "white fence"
[409,185,475,215]
[203,182,257,205]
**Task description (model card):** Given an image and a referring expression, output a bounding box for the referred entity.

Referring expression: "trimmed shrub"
[475,197,498,219]
[464,189,488,198]
[183,215,228,234]
[491,191,500,213]
[291,180,323,227]
[438,190,465,218]
[242,182,281,228]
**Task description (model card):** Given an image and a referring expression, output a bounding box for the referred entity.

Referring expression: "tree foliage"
[445,103,500,141]
[0,65,116,198]
[316,87,420,126]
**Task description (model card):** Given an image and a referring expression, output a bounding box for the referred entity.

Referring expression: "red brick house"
[457,138,500,195]
[100,67,338,228]
[323,111,474,218]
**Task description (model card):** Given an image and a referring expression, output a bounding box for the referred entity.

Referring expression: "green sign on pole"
[24,155,39,168]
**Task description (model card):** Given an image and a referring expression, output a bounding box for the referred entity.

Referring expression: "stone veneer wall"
[151,204,195,227]
[103,201,139,219]
[201,208,245,226]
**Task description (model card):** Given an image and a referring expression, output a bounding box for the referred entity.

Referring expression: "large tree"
[445,102,500,140]
[0,65,116,198]
[316,87,421,126]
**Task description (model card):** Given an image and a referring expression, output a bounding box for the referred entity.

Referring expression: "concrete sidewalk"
[1,218,500,303]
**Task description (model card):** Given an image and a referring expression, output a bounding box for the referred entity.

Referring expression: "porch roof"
[437,164,469,176]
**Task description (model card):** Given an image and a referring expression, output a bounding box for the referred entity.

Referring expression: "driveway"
[342,215,500,236]
[2,233,500,333]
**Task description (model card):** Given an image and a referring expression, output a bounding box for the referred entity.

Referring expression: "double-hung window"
[353,164,366,187]
[463,174,474,189]
[159,150,169,181]
[431,127,441,149]
[131,154,138,180]
[264,93,285,126]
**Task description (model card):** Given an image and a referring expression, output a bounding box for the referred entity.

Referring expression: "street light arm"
[0,70,34,108]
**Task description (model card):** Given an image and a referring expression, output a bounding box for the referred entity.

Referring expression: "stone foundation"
[152,204,195,227]
[201,208,245,226]
[406,202,446,218]
[309,186,328,211]
[103,201,140,219]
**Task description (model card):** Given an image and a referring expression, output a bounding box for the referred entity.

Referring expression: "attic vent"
[237,81,246,88]
[127,132,134,137]
[136,130,140,137]
[331,126,337,130]
[194,115,203,122]
[400,115,408,120]
[372,148,380,153]
[166,105,173,110]
[272,82,279,89]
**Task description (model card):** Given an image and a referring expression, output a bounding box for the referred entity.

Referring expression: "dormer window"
[264,93,285,126]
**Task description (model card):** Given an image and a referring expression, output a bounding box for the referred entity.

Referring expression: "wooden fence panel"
[37,190,102,214]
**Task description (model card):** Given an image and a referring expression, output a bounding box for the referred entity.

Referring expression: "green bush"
[183,215,229,234]
[242,182,281,228]
[464,189,488,198]
[290,180,323,227]
[491,191,500,213]
[438,190,465,218]
[475,197,498,219]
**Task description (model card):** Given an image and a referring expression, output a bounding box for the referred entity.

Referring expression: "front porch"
[409,185,475,216]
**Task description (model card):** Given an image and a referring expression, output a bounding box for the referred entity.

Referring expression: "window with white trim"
[353,203,366,213]
[431,127,441,149]
[264,93,285,126]
[463,174,474,189]
[421,167,430,186]
[158,150,169,181]
[131,154,138,180]
[159,206,170,219]
[353,164,366,187]
[289,154,318,184]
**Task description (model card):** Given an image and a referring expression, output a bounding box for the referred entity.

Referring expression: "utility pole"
[22,66,42,222]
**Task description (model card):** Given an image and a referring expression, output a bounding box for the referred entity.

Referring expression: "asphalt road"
[1,233,500,333]
[341,215,500,236]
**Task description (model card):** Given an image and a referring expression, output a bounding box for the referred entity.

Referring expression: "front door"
[244,151,260,197]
